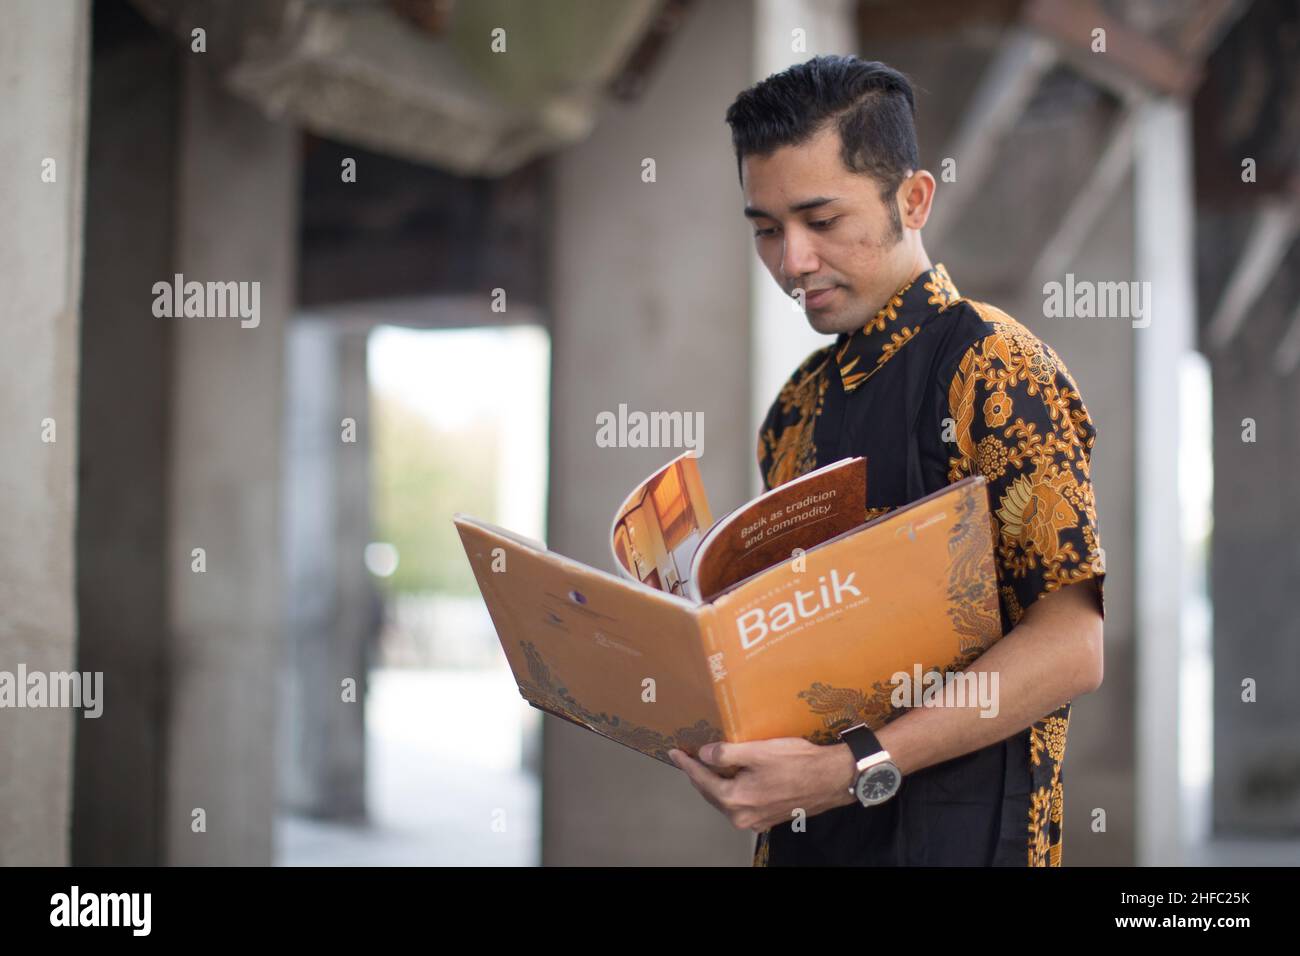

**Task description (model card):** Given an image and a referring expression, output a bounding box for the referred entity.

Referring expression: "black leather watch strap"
[840,723,883,764]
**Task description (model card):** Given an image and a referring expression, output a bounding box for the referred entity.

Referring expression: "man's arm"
[668,578,1102,832]
[873,577,1102,777]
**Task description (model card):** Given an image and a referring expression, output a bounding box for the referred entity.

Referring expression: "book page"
[688,457,866,603]
[609,450,713,598]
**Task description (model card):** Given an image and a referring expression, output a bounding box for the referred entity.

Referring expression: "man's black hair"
[724,55,919,238]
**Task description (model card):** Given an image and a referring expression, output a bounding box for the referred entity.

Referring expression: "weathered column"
[72,1,179,865]
[0,0,90,866]
[546,0,755,864]
[279,321,372,820]
[162,59,298,864]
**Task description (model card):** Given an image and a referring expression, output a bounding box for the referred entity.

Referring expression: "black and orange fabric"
[753,264,1105,867]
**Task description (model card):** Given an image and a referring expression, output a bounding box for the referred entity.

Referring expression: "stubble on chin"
[801,309,832,335]
[805,303,866,337]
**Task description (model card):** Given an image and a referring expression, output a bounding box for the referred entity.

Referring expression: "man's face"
[742,123,913,335]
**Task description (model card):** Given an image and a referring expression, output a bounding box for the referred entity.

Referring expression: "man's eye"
[753,226,778,238]
[810,217,839,229]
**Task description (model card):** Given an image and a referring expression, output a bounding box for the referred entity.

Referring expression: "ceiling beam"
[856,0,1021,37]
[1022,0,1200,97]
[1032,103,1137,281]
[1274,299,1300,376]
[1205,201,1300,350]
[1175,0,1249,61]
[607,0,695,101]
[386,0,455,36]
[925,27,1056,246]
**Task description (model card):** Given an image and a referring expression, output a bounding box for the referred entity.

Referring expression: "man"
[666,55,1105,867]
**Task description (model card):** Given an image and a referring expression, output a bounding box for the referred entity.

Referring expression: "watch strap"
[840,723,883,766]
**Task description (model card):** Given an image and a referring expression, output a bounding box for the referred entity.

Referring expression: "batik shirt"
[752,264,1105,867]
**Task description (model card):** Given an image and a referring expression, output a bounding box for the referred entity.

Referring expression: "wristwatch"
[839,723,902,806]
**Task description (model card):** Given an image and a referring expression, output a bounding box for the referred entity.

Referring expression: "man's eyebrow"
[743,196,840,219]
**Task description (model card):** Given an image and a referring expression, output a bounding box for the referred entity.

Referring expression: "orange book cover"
[454,465,1001,767]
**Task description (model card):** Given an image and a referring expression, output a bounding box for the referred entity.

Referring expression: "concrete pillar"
[545,0,756,864]
[72,2,178,865]
[279,322,373,819]
[1209,269,1300,838]
[163,59,298,864]
[0,0,90,866]
[749,0,857,496]
[1133,98,1196,865]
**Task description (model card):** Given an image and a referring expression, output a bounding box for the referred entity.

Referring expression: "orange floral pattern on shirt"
[947,299,1105,867]
[757,345,832,490]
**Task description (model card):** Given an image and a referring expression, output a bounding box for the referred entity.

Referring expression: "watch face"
[855,763,902,806]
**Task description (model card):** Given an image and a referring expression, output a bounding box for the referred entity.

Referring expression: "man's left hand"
[668,738,857,832]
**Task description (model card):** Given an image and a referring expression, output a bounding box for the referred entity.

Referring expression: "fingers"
[696,740,762,771]
[696,741,736,769]
[668,749,734,814]
[670,749,773,830]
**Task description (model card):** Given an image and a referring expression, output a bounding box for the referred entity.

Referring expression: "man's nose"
[780,228,819,286]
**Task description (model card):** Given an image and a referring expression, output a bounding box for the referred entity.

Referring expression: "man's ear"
[899,169,936,230]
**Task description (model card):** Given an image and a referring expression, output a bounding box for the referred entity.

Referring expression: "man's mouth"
[803,286,838,308]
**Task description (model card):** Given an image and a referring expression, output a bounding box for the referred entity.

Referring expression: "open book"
[453,456,1001,766]
[610,451,868,602]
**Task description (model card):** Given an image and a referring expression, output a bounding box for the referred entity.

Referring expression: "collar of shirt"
[832,263,962,394]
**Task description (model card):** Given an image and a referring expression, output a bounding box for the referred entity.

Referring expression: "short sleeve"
[946,318,1105,627]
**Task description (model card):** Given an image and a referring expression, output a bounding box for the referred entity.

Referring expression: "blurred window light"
[364,541,400,578]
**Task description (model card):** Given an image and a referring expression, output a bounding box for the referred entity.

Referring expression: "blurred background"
[2,0,1298,866]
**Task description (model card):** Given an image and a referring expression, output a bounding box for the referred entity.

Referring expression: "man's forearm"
[871,581,1103,778]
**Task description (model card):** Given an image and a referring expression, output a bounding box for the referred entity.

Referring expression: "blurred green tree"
[371,389,499,596]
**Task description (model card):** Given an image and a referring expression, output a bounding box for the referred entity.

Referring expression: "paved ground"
[276,667,540,866]
[276,663,1300,867]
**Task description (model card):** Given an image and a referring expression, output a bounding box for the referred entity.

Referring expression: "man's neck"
[905,239,933,284]
[834,240,937,337]
[869,242,934,315]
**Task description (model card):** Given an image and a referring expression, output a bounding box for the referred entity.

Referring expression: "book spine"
[695,604,741,742]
